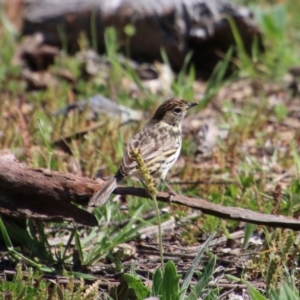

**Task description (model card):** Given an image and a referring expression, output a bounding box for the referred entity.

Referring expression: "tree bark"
[0,152,100,226]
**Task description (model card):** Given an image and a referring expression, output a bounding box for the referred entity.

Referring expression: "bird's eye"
[173,108,182,114]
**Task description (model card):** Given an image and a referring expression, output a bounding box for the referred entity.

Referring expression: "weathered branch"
[113,188,300,229]
[0,152,100,226]
[0,152,300,229]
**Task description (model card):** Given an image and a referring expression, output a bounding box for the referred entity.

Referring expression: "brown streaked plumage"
[89,97,197,207]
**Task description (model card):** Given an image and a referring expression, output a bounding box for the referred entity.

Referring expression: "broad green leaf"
[161,261,181,300]
[123,274,150,300]
[152,267,163,296]
[242,223,256,249]
[247,283,268,300]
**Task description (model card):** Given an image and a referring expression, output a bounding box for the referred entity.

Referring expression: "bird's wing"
[119,127,176,176]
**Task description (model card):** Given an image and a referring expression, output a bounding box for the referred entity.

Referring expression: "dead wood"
[0,152,300,229]
[0,152,99,226]
[114,187,300,229]
[21,0,263,77]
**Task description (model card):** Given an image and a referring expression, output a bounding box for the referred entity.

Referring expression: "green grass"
[1,0,300,298]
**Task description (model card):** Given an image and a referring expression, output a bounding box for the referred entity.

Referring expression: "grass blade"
[180,232,216,300]
[187,255,217,300]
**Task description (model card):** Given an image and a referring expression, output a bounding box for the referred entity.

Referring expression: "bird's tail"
[88,177,118,207]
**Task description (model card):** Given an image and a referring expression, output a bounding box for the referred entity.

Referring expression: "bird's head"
[152,98,198,125]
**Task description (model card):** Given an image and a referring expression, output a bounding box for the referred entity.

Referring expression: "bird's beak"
[188,102,198,109]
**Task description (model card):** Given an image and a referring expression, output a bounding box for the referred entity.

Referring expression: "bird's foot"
[162,179,177,203]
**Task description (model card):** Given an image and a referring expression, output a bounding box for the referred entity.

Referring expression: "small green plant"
[0,263,103,300]
[121,233,217,300]
[247,280,300,300]
[245,228,297,294]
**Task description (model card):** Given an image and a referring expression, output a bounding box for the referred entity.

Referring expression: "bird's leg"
[162,179,177,197]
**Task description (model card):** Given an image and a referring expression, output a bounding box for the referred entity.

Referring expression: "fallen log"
[21,0,263,77]
[0,152,99,226]
[0,152,300,229]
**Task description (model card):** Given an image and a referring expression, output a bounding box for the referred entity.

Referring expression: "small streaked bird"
[88,97,197,207]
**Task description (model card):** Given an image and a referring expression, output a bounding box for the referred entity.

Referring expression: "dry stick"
[113,187,300,230]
